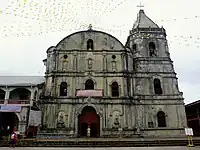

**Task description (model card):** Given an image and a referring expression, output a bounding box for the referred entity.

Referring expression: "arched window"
[132,44,137,51]
[154,78,162,95]
[9,88,31,100]
[85,79,94,90]
[87,39,94,50]
[111,82,119,97]
[149,42,156,56]
[60,82,67,96]
[157,111,166,127]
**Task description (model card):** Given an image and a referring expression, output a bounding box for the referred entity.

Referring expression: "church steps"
[1,138,200,147]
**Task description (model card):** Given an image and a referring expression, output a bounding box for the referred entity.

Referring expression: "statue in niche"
[112,61,116,71]
[88,58,92,69]
[148,111,154,128]
[136,84,143,94]
[109,40,115,49]
[134,51,142,57]
[57,111,65,128]
[102,38,108,46]
[87,125,91,137]
[150,49,157,57]
[87,39,93,50]
[62,60,68,71]
[112,115,121,129]
[147,65,152,72]
[88,43,92,50]
[61,41,66,49]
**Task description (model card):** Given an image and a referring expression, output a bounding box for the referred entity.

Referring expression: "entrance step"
[1,137,200,147]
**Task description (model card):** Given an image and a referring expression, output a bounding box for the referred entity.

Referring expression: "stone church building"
[37,9,187,138]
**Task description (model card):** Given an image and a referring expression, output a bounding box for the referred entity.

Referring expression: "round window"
[112,55,116,59]
[64,55,68,59]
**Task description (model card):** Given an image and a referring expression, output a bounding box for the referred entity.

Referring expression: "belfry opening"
[78,106,100,137]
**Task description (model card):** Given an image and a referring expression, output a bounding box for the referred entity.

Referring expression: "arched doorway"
[0,112,19,136]
[78,106,100,137]
[157,111,167,127]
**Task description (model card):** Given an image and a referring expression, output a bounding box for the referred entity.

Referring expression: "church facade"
[38,9,187,138]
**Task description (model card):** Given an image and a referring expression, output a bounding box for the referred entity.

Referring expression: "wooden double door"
[78,106,100,137]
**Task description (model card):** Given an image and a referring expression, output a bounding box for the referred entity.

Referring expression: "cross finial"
[137,2,144,10]
[88,24,92,30]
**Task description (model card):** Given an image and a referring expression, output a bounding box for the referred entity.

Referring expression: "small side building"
[0,76,44,137]
[185,100,200,136]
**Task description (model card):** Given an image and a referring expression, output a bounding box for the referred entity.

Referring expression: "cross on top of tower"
[137,2,144,10]
[88,24,92,30]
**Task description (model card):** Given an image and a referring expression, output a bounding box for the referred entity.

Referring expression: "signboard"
[185,128,194,136]
[28,110,42,126]
[0,105,21,112]
[76,90,103,97]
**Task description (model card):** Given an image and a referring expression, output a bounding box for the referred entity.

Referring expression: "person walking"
[10,132,17,148]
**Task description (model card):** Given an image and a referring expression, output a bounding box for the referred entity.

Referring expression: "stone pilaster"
[3,89,10,104]
[4,89,10,100]
[103,54,106,71]
[136,105,144,132]
[73,54,77,71]
[18,121,27,135]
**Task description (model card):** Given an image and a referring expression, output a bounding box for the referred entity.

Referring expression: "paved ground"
[0,147,199,150]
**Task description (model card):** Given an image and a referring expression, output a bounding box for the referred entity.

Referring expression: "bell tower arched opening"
[78,106,100,137]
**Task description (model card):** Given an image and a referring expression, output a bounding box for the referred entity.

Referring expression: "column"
[52,104,56,128]
[103,54,106,71]
[4,90,10,100]
[75,112,78,137]
[100,115,103,137]
[53,76,57,97]
[17,111,27,135]
[103,77,107,96]
[72,77,76,97]
[103,106,106,129]
[124,105,128,128]
[121,54,127,97]
[121,53,125,71]
[4,89,10,104]
[18,121,27,135]
[128,106,132,129]
[73,54,77,70]
[136,105,144,133]
[103,54,108,96]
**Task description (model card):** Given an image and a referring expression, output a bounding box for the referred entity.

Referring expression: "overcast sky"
[0,0,200,104]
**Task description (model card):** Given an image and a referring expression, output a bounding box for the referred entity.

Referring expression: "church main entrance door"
[78,106,100,137]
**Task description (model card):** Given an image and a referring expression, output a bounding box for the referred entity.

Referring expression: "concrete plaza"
[0,147,199,150]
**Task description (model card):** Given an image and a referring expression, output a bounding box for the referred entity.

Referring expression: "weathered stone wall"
[127,27,187,137]
[40,28,187,138]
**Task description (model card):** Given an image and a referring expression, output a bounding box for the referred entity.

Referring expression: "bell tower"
[127,9,181,96]
[126,9,187,134]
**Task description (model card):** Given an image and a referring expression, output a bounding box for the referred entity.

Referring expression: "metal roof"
[133,9,159,29]
[185,100,200,108]
[0,76,44,86]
